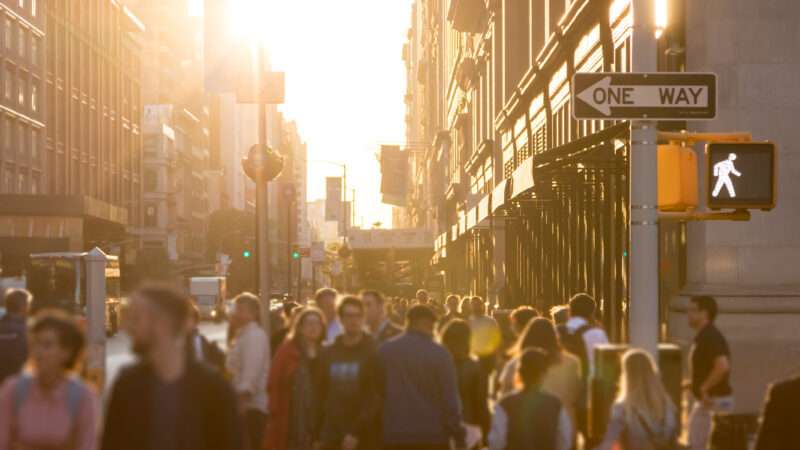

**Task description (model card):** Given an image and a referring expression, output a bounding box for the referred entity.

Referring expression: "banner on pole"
[380,145,409,207]
[325,177,342,221]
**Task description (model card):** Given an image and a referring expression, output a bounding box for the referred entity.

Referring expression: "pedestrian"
[562,293,609,378]
[0,288,31,383]
[754,373,800,450]
[363,290,401,344]
[390,298,409,326]
[314,288,342,345]
[686,295,733,450]
[440,319,490,445]
[549,305,570,342]
[271,301,300,356]
[488,348,573,450]
[439,294,462,326]
[497,318,582,423]
[186,303,226,371]
[459,297,472,318]
[314,296,379,450]
[227,293,270,449]
[509,306,539,338]
[101,283,242,450]
[378,304,466,450]
[0,311,97,450]
[415,289,430,306]
[264,307,326,450]
[593,349,678,450]
[467,296,501,377]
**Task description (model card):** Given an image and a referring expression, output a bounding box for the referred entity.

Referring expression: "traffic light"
[707,142,776,211]
[242,250,252,258]
[291,250,301,260]
[658,144,698,212]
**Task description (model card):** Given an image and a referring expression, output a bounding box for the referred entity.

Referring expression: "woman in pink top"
[0,312,98,450]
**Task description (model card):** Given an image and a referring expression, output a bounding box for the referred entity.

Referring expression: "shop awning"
[511,157,535,199]
[477,193,491,226]
[491,178,508,213]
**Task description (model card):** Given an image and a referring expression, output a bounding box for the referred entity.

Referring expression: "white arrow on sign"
[576,76,709,116]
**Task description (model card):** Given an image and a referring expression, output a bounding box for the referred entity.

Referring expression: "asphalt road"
[105,321,228,392]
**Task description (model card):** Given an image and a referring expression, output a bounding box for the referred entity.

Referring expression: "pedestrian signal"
[658,144,698,212]
[707,142,775,210]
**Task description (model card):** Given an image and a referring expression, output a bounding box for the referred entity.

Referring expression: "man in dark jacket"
[755,374,800,450]
[378,304,466,450]
[102,283,242,450]
[315,295,379,450]
[363,290,400,344]
[186,303,226,371]
[488,348,572,450]
[0,288,31,383]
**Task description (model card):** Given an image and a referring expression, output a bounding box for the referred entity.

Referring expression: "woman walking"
[263,307,326,450]
[440,319,490,445]
[593,349,678,450]
[0,312,98,450]
[497,318,582,423]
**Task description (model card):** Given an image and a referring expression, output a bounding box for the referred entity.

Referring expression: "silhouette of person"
[712,153,741,198]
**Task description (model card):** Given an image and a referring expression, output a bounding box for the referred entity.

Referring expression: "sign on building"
[707,142,776,211]
[325,177,342,221]
[310,241,326,263]
[572,72,717,120]
[380,145,409,206]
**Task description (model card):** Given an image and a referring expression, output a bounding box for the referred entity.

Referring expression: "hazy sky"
[215,0,413,228]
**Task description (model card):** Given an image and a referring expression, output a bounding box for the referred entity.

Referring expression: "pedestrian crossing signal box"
[707,142,776,211]
[658,145,698,212]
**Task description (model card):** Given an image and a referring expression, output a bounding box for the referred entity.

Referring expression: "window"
[4,169,13,193]
[31,174,39,194]
[30,82,38,111]
[17,173,24,194]
[30,129,38,161]
[144,205,157,227]
[3,20,10,50]
[17,76,25,105]
[18,26,25,58]
[17,123,25,157]
[1,117,9,154]
[31,0,37,17]
[3,66,11,99]
[30,37,38,65]
[19,0,24,9]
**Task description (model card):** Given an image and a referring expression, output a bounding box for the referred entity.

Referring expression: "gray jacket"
[594,402,678,450]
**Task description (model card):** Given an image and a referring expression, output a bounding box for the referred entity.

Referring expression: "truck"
[189,276,227,321]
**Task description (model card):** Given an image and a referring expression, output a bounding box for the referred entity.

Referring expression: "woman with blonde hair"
[594,349,678,450]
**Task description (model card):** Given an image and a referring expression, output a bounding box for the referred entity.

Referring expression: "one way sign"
[572,72,716,121]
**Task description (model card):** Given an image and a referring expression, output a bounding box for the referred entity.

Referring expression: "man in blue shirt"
[0,288,31,383]
[378,304,466,450]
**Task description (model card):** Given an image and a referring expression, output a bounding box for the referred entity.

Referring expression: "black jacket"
[315,333,380,448]
[454,356,490,432]
[755,375,800,450]
[101,361,243,450]
[185,331,226,372]
[0,314,27,384]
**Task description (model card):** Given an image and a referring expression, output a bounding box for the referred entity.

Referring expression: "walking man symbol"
[712,153,741,198]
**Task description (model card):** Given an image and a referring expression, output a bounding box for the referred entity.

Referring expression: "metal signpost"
[572,4,717,356]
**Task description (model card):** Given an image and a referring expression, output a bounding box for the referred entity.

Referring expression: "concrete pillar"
[492,218,506,307]
[85,247,108,389]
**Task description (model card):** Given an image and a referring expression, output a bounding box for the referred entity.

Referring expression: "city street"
[105,321,228,392]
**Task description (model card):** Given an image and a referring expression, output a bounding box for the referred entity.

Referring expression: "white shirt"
[325,318,343,345]
[226,321,269,412]
[565,317,609,376]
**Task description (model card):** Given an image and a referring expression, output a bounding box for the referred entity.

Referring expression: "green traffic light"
[243,250,252,258]
[291,251,301,260]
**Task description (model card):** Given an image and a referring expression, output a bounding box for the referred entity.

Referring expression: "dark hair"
[31,311,86,370]
[406,304,436,326]
[282,301,299,318]
[446,294,460,305]
[288,306,327,346]
[518,347,551,388]
[190,303,200,322]
[691,296,718,322]
[510,306,539,330]
[440,319,471,359]
[569,293,596,319]
[235,292,261,320]
[4,288,31,314]
[459,297,471,315]
[315,287,338,305]
[515,318,561,364]
[136,283,192,334]
[336,295,364,318]
[361,290,385,306]
[549,305,569,325]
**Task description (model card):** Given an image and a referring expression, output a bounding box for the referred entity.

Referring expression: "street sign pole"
[629,0,659,357]
[255,46,271,338]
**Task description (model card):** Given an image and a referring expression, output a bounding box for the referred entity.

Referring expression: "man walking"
[687,295,733,450]
[315,288,342,345]
[363,290,400,344]
[101,283,242,450]
[227,293,269,449]
[315,295,380,450]
[437,294,461,330]
[378,305,466,450]
[186,303,226,371]
[0,288,31,383]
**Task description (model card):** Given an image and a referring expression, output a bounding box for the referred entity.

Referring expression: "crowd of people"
[0,283,796,450]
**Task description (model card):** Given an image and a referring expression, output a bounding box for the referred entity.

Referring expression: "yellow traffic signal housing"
[658,144,698,211]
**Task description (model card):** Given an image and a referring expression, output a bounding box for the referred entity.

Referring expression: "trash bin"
[589,343,685,443]
[709,413,758,450]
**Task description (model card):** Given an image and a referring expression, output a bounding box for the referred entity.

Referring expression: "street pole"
[287,195,292,296]
[629,0,659,357]
[256,45,271,334]
[85,248,108,390]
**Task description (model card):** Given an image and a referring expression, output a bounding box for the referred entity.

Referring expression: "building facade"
[0,0,143,277]
[407,0,800,412]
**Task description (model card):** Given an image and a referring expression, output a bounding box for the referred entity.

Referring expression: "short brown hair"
[337,295,364,318]
[4,288,31,314]
[234,292,261,319]
[135,282,191,335]
[360,290,385,306]
[31,311,86,370]
[315,287,338,303]
[288,306,327,345]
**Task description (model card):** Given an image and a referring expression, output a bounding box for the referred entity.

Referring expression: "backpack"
[562,323,594,378]
[13,374,84,426]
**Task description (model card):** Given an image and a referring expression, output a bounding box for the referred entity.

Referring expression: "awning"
[491,178,508,213]
[511,156,535,199]
[477,194,491,226]
[458,211,467,236]
[466,206,477,231]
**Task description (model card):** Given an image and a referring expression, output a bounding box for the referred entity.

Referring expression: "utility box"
[658,144,698,211]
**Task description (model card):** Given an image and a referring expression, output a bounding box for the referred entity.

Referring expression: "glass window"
[31,0,37,17]
[17,173,24,194]
[5,169,13,193]
[17,76,25,105]
[3,67,11,99]
[31,82,38,111]
[18,26,25,57]
[30,37,38,65]
[19,0,24,9]
[3,20,10,50]
[17,123,25,156]
[31,173,39,194]
[31,129,38,161]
